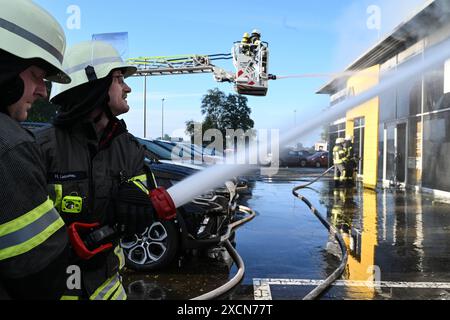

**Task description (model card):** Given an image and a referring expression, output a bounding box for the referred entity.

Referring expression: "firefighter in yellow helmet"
[36,41,157,300]
[0,0,72,299]
[241,32,251,56]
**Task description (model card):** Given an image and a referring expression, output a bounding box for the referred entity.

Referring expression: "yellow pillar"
[345,65,380,189]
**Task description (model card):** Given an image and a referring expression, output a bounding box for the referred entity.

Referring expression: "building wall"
[345,65,380,189]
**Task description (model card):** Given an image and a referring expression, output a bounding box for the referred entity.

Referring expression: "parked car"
[120,158,246,271]
[137,138,249,195]
[307,151,329,168]
[152,139,224,166]
[279,149,311,167]
[121,139,253,271]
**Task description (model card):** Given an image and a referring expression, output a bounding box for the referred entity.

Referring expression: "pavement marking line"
[253,278,450,300]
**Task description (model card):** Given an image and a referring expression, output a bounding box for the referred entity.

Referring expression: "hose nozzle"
[149,187,177,220]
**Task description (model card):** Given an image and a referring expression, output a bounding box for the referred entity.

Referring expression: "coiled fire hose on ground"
[292,166,349,300]
[191,206,256,300]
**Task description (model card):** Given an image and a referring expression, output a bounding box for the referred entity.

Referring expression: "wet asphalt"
[122,167,450,300]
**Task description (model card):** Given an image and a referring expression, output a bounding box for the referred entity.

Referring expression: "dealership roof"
[317,0,450,94]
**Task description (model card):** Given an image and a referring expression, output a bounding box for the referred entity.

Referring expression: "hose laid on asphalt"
[191,206,256,300]
[191,239,244,301]
[292,166,349,300]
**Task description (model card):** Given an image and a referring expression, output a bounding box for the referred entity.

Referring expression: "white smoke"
[333,0,430,70]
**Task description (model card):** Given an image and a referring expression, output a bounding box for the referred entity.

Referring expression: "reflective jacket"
[0,113,69,299]
[36,117,150,300]
[344,144,354,161]
[333,144,346,165]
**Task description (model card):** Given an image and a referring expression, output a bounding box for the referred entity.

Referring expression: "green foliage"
[28,98,59,123]
[27,82,58,123]
[185,88,255,146]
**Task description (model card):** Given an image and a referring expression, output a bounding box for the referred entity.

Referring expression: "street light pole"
[143,75,147,138]
[161,98,165,140]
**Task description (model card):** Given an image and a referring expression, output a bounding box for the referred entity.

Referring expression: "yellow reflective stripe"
[131,181,149,194]
[90,274,115,300]
[0,214,64,260]
[150,172,158,188]
[118,292,127,300]
[111,284,127,300]
[54,184,62,211]
[114,245,125,270]
[89,274,121,300]
[104,278,121,300]
[0,198,54,237]
[129,174,146,182]
[129,174,148,188]
[60,295,80,300]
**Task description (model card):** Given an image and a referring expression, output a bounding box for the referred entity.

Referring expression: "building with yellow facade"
[318,0,450,196]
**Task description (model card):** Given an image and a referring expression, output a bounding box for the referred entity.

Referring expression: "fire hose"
[192,205,256,300]
[68,187,177,261]
[292,166,349,300]
[69,184,256,301]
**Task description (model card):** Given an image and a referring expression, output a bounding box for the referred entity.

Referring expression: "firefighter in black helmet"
[0,0,72,299]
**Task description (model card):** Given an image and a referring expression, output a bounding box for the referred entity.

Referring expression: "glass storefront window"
[424,64,445,113]
[407,117,422,186]
[378,123,384,182]
[353,117,365,175]
[379,86,396,122]
[386,124,395,182]
[422,110,450,191]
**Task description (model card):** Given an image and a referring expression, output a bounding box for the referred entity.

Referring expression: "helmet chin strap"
[0,75,25,115]
[93,96,115,125]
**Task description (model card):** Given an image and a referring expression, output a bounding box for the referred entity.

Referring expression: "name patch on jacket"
[49,172,88,183]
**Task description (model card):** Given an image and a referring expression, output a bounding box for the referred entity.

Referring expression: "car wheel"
[121,220,179,271]
[300,160,307,167]
[315,162,321,168]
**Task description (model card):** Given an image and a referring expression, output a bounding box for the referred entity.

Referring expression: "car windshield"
[185,143,223,157]
[137,138,174,160]
[153,140,203,159]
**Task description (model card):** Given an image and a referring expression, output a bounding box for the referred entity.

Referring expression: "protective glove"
[115,181,155,237]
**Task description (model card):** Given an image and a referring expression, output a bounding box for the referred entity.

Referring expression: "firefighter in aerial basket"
[241,32,252,56]
[250,29,262,55]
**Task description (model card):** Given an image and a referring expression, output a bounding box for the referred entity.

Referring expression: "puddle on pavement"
[123,168,450,300]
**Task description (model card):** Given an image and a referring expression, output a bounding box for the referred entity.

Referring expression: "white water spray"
[275,70,378,80]
[168,37,450,209]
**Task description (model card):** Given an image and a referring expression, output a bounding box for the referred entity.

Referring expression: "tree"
[221,94,254,132]
[156,134,172,141]
[200,88,226,129]
[28,82,59,123]
[185,88,255,148]
[28,99,59,123]
[185,117,216,144]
